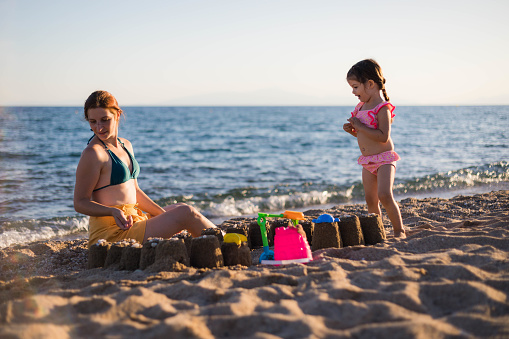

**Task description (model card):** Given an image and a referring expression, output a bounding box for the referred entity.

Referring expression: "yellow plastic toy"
[223,233,248,246]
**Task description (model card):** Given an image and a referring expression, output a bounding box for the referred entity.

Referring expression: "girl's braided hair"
[347,59,390,102]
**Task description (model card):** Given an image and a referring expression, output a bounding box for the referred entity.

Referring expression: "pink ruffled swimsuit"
[351,101,395,129]
[351,101,400,175]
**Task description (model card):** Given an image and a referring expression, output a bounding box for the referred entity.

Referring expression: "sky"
[0,0,508,106]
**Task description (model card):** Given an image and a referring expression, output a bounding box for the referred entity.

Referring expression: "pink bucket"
[274,227,312,261]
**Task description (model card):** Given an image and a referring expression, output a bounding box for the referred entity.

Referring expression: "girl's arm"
[73,147,133,229]
[134,180,166,217]
[348,106,392,143]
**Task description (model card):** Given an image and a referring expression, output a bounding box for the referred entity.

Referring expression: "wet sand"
[1,191,508,338]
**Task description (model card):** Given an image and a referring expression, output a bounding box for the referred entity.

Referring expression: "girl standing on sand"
[343,59,405,237]
[74,90,216,247]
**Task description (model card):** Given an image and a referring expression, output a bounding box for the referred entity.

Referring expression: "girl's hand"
[343,121,358,136]
[343,122,355,133]
[111,208,133,230]
[347,116,362,130]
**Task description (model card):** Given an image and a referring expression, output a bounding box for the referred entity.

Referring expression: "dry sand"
[1,191,508,338]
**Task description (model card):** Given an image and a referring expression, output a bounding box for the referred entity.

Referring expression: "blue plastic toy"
[312,213,340,223]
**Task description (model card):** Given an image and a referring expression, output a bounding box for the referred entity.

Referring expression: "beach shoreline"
[1,190,508,338]
[205,181,509,227]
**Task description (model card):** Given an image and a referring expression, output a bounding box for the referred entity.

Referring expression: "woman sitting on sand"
[74,90,216,248]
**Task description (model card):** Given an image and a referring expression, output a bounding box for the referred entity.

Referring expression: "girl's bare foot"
[394,228,406,239]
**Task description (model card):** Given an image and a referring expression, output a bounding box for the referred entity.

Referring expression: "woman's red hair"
[84,90,123,120]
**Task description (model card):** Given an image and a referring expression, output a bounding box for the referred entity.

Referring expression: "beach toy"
[257,210,307,264]
[282,211,306,222]
[274,227,312,262]
[257,213,275,262]
[312,214,340,223]
[223,233,248,245]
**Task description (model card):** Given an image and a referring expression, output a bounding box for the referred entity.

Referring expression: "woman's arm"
[74,147,109,215]
[119,138,166,217]
[348,106,392,143]
[134,180,166,217]
[73,147,133,229]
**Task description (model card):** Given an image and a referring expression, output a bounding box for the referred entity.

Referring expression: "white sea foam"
[201,190,345,218]
[0,227,56,248]
[0,216,89,249]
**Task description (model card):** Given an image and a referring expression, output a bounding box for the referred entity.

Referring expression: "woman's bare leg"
[143,203,216,242]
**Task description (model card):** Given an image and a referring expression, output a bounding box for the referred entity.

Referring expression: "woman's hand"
[111,208,133,230]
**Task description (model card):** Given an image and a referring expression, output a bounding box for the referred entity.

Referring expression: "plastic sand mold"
[223,233,248,245]
[257,211,312,265]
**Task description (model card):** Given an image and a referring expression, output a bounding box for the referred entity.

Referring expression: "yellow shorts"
[88,204,149,248]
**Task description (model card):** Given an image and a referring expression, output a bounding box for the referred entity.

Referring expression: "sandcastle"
[103,239,131,269]
[190,235,224,268]
[139,238,163,270]
[87,239,110,269]
[90,239,143,271]
[151,238,190,271]
[119,240,143,270]
[309,211,389,250]
[87,232,227,271]
[201,227,224,245]
[248,220,266,248]
[312,221,341,251]
[338,215,365,247]
[87,212,389,271]
[299,219,314,245]
[221,241,251,267]
[359,213,386,245]
[221,225,252,266]
[225,225,248,239]
[172,231,193,258]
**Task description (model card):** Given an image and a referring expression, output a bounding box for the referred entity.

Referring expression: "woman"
[74,90,216,248]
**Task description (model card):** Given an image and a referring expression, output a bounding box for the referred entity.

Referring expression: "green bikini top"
[88,136,140,192]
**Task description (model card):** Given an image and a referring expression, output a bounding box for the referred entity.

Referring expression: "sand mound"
[1,191,508,338]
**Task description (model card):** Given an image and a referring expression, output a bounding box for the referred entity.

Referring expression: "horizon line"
[2,104,509,108]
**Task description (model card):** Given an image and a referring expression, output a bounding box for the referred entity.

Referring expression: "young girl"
[343,59,406,238]
[74,90,216,247]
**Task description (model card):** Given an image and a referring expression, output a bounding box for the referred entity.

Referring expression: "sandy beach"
[1,190,508,338]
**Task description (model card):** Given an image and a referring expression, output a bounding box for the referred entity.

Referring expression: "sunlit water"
[1,105,508,247]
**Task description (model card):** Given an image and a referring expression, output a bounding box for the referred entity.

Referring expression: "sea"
[1,106,508,248]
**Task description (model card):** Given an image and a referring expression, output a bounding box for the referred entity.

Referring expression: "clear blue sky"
[1,0,508,106]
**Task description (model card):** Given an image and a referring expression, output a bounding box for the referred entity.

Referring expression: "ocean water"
[1,105,508,248]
